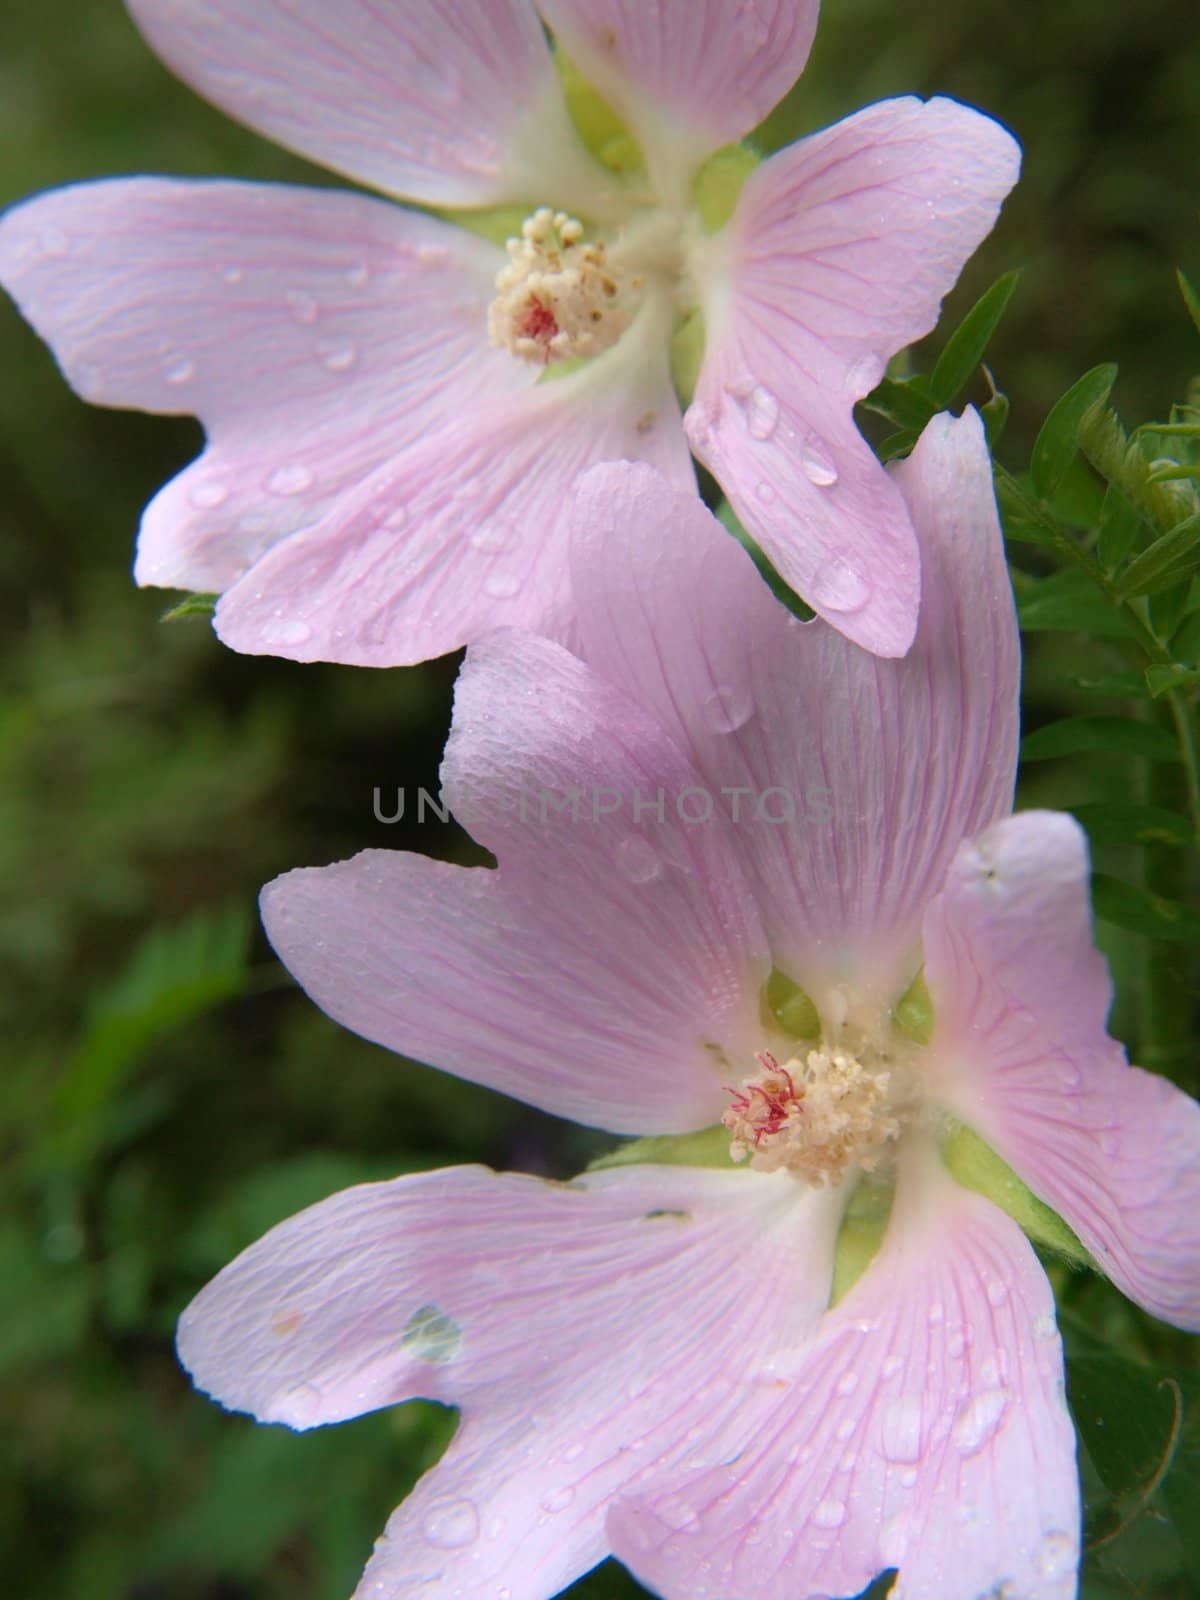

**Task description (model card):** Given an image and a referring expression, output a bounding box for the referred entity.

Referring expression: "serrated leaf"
[1091,874,1200,940]
[1017,570,1135,638]
[1097,485,1144,573]
[1020,716,1178,762]
[160,591,218,621]
[1145,663,1200,697]
[860,376,938,432]
[1031,363,1119,500]
[1179,269,1200,338]
[1070,801,1194,848]
[1117,509,1200,598]
[929,269,1021,405]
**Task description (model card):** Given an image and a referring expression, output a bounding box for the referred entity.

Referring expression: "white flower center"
[723,1042,906,1186]
[488,208,634,366]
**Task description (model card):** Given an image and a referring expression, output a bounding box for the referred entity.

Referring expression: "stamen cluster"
[488,208,632,366]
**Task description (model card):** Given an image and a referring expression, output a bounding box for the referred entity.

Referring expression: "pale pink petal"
[263,630,768,1133]
[924,811,1200,1331]
[0,178,525,591]
[178,1162,841,1600]
[214,328,691,664]
[126,0,603,208]
[573,412,1018,1003]
[689,96,1021,654]
[536,0,819,183]
[611,1172,1079,1600]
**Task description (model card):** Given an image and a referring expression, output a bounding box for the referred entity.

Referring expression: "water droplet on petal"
[470,522,513,554]
[285,288,320,325]
[845,353,885,397]
[1033,1312,1058,1343]
[927,1301,945,1326]
[948,1328,969,1358]
[835,1371,860,1397]
[701,684,754,734]
[539,1486,576,1516]
[189,480,229,509]
[1099,1128,1121,1157]
[1038,1529,1077,1580]
[266,463,315,496]
[616,837,663,884]
[561,1441,584,1464]
[952,1388,1008,1456]
[809,557,871,615]
[275,1383,325,1425]
[483,571,520,599]
[656,1496,699,1532]
[880,1395,923,1463]
[754,480,776,506]
[801,437,839,487]
[811,1499,846,1530]
[881,1354,903,1379]
[421,1498,479,1550]
[221,265,245,285]
[986,1278,1009,1307]
[316,339,358,372]
[834,1418,855,1441]
[261,615,313,648]
[345,262,370,289]
[163,354,196,386]
[741,384,780,440]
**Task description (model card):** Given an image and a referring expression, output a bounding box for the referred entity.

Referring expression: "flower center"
[723,1045,902,1186]
[488,208,635,366]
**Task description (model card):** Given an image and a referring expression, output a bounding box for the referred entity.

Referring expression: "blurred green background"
[2,1,1198,1597]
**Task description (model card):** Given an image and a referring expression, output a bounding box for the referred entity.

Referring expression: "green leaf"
[1179,268,1200,338]
[859,376,938,432]
[1031,363,1119,500]
[980,366,1010,448]
[1097,484,1145,573]
[1064,1339,1179,1498]
[160,591,218,621]
[929,269,1021,405]
[1020,716,1178,762]
[1117,509,1200,598]
[1145,663,1200,698]
[1091,874,1200,940]
[1070,801,1194,848]
[1164,1452,1200,1583]
[1016,569,1135,638]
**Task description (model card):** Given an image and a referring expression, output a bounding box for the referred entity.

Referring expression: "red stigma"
[514,296,560,356]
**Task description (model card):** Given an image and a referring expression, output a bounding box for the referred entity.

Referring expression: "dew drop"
[275,1382,324,1425]
[835,1371,860,1398]
[880,1396,923,1463]
[189,479,229,510]
[1032,1312,1058,1343]
[809,557,871,615]
[952,1388,1008,1456]
[221,265,245,285]
[927,1301,945,1326]
[879,1512,910,1565]
[881,1354,903,1379]
[1099,1128,1121,1158]
[421,1497,479,1550]
[345,262,371,288]
[261,616,313,648]
[948,1328,969,1358]
[899,1467,918,1489]
[266,463,315,496]
[701,683,754,734]
[163,354,196,386]
[316,339,358,372]
[539,1486,576,1516]
[285,288,320,324]
[656,1496,699,1532]
[986,1278,1009,1307]
[812,1499,847,1529]
[561,1441,584,1464]
[835,1418,856,1441]
[740,384,780,441]
[1038,1529,1077,1580]
[616,836,663,885]
[754,479,776,506]
[483,571,520,599]
[801,437,839,487]
[470,522,512,554]
[845,353,885,397]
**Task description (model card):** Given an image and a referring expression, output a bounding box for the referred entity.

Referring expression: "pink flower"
[177,413,1200,1600]
[0,0,1018,662]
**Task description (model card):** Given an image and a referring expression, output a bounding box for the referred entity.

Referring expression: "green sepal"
[893,969,933,1045]
[829,1176,893,1306]
[761,968,820,1040]
[160,592,217,621]
[554,48,645,176]
[588,1124,737,1173]
[669,307,706,407]
[941,1123,1092,1268]
[692,143,760,234]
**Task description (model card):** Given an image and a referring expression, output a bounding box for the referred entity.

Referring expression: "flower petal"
[263,630,768,1133]
[573,412,1018,1003]
[0,178,525,591]
[126,0,603,208]
[689,96,1021,654]
[214,326,691,664]
[610,1172,1079,1600]
[178,1162,840,1600]
[924,810,1200,1331]
[536,0,819,183]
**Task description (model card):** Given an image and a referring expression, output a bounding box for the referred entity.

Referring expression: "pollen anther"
[488,208,632,366]
[723,1047,900,1186]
